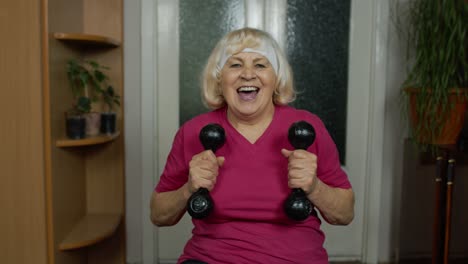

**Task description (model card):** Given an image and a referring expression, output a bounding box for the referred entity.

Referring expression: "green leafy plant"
[66,58,111,115]
[101,85,121,112]
[73,96,92,115]
[399,0,467,150]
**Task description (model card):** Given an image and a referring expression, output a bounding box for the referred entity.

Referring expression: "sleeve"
[154,125,190,193]
[313,116,352,189]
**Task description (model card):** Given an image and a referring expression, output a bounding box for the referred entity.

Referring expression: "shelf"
[56,132,120,147]
[54,32,120,48]
[59,213,121,251]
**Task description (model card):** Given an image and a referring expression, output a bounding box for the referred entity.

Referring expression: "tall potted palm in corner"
[66,58,111,137]
[401,0,467,151]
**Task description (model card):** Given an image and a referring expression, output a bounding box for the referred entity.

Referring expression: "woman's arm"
[151,150,225,226]
[150,183,191,227]
[307,179,354,225]
[281,148,354,225]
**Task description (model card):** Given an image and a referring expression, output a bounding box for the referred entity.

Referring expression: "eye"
[229,63,241,68]
[255,63,267,68]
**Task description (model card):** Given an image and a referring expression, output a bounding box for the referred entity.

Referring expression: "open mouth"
[237,86,259,101]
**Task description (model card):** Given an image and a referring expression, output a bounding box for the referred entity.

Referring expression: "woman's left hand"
[281,149,318,195]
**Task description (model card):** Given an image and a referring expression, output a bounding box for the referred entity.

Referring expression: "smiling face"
[220,52,277,122]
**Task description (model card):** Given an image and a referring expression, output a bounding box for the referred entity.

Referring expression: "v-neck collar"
[220,106,278,147]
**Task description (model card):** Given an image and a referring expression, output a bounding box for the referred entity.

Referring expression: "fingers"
[281,148,293,158]
[192,149,217,161]
[189,150,225,193]
[282,149,317,194]
[217,156,225,167]
[281,148,308,159]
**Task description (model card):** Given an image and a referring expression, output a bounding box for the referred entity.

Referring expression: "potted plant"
[65,96,90,139]
[66,58,111,137]
[399,0,467,151]
[100,85,121,135]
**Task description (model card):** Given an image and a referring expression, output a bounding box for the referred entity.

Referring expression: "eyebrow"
[228,56,269,63]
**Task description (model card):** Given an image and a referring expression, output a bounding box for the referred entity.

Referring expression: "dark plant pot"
[100,112,116,135]
[66,116,86,139]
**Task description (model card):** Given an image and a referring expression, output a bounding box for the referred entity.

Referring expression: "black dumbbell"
[187,123,226,219]
[284,121,316,221]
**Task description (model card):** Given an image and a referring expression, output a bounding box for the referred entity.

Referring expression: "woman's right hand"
[188,150,225,194]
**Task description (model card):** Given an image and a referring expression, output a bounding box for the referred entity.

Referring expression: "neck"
[226,104,275,143]
[227,104,274,126]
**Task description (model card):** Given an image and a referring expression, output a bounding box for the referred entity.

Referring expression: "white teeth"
[238,86,258,92]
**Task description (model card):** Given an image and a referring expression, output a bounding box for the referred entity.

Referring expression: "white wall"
[124,0,143,263]
[381,0,410,261]
[368,0,408,262]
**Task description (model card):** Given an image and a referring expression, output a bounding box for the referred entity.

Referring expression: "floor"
[398,258,468,264]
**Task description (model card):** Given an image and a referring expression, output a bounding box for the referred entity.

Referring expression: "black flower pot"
[66,116,86,139]
[100,112,117,135]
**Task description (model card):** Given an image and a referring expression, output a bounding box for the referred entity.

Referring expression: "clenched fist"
[188,150,225,194]
[281,149,318,195]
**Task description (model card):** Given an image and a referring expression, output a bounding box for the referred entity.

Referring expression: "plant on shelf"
[399,0,467,151]
[65,96,91,140]
[102,85,121,112]
[100,85,121,135]
[66,58,112,137]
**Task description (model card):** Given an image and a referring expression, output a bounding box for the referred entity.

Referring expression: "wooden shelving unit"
[3,0,124,263]
[54,32,120,48]
[56,132,120,147]
[59,213,122,251]
[44,0,125,263]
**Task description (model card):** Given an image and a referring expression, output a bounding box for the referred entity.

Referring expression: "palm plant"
[400,0,467,150]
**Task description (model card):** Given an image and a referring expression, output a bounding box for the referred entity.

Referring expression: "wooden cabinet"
[0,0,125,263]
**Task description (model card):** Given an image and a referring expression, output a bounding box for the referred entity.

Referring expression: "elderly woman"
[151,27,354,264]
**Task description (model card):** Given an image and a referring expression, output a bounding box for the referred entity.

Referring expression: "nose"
[240,66,256,80]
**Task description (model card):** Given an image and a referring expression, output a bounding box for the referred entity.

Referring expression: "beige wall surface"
[0,0,47,263]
